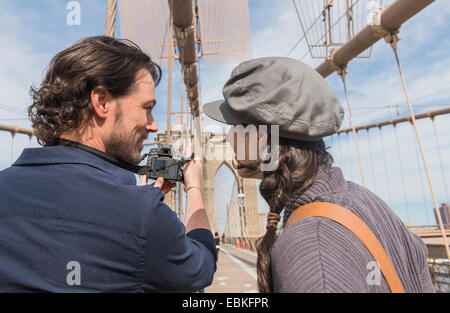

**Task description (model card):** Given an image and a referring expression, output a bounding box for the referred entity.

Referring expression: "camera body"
[145,144,191,182]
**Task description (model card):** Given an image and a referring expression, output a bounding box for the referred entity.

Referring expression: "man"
[0,36,216,292]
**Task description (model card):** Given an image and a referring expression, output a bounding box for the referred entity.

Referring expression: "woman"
[203,57,434,293]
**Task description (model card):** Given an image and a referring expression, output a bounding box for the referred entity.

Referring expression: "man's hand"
[140,176,176,195]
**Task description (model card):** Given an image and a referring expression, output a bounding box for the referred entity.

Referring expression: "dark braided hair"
[234,135,333,293]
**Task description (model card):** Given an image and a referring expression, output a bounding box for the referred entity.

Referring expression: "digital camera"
[144,144,194,182]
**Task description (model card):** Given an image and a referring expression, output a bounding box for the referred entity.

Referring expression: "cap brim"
[203,100,247,125]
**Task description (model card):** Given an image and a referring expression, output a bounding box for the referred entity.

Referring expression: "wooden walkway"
[205,244,258,293]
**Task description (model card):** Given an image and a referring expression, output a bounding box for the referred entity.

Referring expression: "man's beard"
[104,105,147,165]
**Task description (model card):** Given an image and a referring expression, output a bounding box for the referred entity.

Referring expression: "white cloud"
[0,5,53,169]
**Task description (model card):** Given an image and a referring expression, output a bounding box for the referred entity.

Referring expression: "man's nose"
[146,118,158,133]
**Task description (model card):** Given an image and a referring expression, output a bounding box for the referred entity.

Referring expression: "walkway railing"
[428,259,450,293]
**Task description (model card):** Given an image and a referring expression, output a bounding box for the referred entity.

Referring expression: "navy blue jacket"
[0,146,217,292]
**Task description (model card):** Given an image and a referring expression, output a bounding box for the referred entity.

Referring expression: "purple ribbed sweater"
[271,165,435,293]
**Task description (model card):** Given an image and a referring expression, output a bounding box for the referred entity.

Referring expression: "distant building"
[434,203,450,228]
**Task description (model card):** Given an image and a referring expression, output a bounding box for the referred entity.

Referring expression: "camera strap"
[56,138,149,175]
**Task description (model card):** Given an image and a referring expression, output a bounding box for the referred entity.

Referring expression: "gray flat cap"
[203,57,344,141]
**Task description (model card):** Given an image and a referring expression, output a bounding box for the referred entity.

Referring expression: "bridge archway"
[212,160,239,236]
[202,133,262,239]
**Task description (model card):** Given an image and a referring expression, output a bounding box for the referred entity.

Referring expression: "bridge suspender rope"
[166,6,174,145]
[10,131,16,165]
[332,134,340,171]
[344,132,355,182]
[378,126,392,206]
[347,132,356,182]
[105,0,117,37]
[431,117,450,203]
[385,31,450,259]
[410,124,431,226]
[0,124,34,164]
[366,128,378,195]
[336,133,347,179]
[339,133,353,182]
[178,70,186,222]
[393,123,411,224]
[330,58,367,188]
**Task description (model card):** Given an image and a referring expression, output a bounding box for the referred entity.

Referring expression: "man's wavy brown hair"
[29,36,162,146]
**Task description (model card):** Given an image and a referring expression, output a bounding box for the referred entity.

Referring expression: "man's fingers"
[149,178,177,194]
[161,183,176,194]
[153,177,164,189]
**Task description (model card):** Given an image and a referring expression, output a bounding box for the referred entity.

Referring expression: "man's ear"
[90,86,112,119]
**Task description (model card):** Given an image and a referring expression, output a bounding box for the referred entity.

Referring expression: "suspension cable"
[393,123,411,224]
[336,133,347,178]
[334,60,367,187]
[10,132,16,165]
[386,30,450,259]
[366,128,377,195]
[226,179,239,240]
[431,117,450,203]
[346,132,355,182]
[410,124,430,226]
[105,0,117,37]
[289,0,324,57]
[378,126,392,206]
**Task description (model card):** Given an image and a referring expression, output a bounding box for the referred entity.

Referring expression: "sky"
[0,0,449,229]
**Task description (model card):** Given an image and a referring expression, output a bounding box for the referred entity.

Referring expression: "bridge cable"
[431,117,450,203]
[393,121,411,224]
[10,131,16,165]
[336,133,348,179]
[346,132,355,182]
[289,0,323,57]
[378,126,392,207]
[365,128,378,195]
[410,124,431,226]
[225,179,239,243]
[224,181,232,240]
[329,53,367,187]
[105,0,116,37]
[385,30,450,259]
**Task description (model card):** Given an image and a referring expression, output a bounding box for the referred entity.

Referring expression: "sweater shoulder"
[272,216,390,292]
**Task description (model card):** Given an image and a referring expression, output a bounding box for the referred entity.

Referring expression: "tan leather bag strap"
[284,202,405,293]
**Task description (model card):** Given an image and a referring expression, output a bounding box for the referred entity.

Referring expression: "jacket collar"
[283,165,348,226]
[13,145,137,185]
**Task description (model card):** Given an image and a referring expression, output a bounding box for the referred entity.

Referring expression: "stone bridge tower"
[154,129,261,238]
